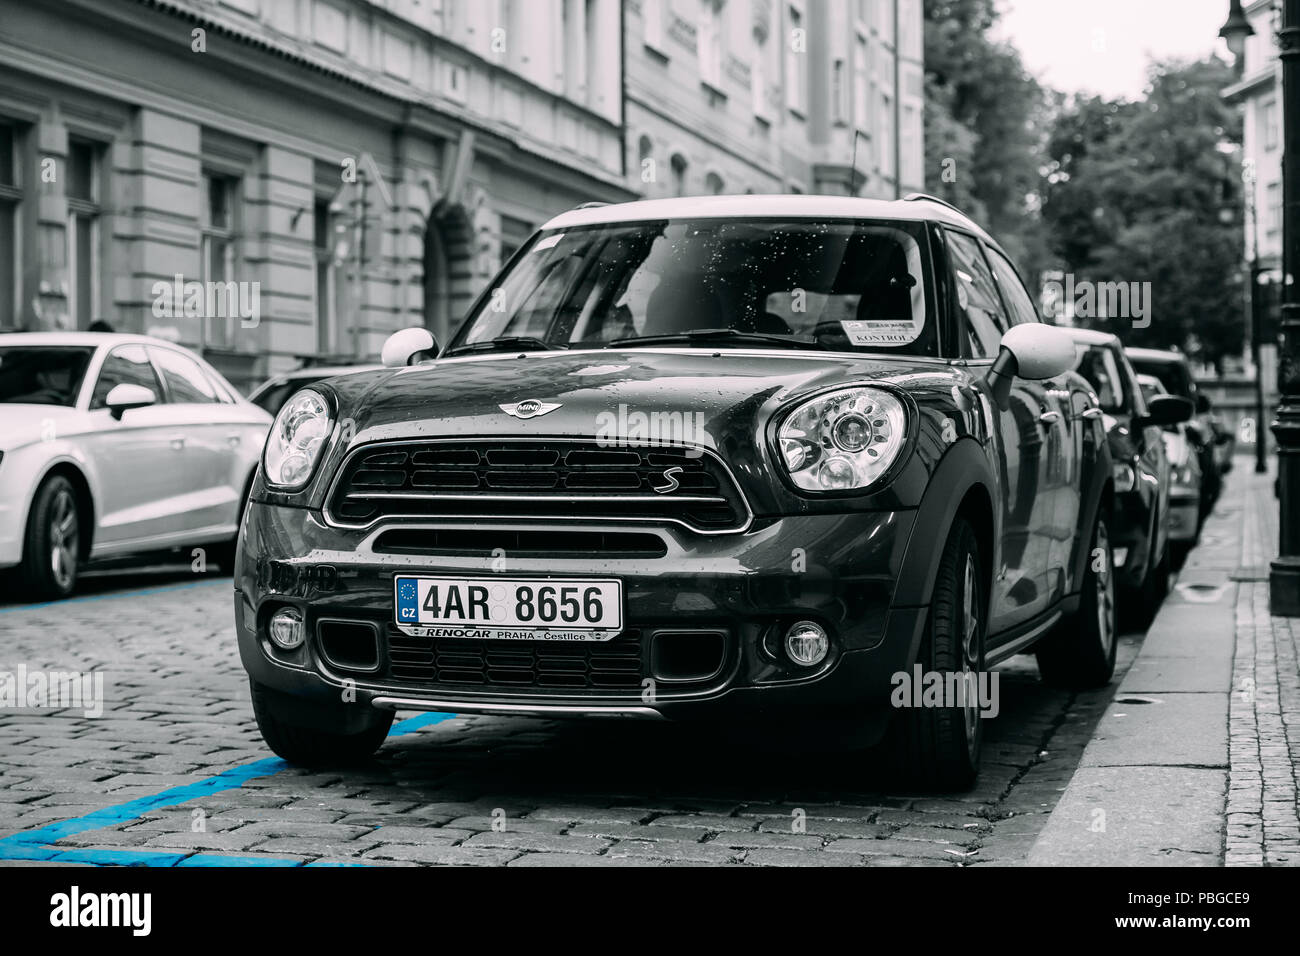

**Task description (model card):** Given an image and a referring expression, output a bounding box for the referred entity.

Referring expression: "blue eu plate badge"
[396,578,419,624]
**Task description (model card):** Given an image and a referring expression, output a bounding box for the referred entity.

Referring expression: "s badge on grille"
[652,466,683,494]
[500,400,562,419]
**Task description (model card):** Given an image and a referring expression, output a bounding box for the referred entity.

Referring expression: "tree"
[1039,59,1246,369]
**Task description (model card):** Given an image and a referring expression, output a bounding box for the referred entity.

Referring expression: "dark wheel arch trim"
[892,438,999,609]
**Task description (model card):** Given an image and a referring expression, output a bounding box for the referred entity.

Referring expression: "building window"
[1266,182,1282,236]
[201,172,240,349]
[0,122,20,329]
[66,139,102,331]
[644,0,664,49]
[785,4,806,114]
[1263,100,1279,152]
[670,153,689,196]
[853,35,869,129]
[314,198,337,356]
[832,58,847,125]
[752,29,770,120]
[705,171,725,195]
[698,0,723,88]
[879,91,894,178]
[500,215,533,263]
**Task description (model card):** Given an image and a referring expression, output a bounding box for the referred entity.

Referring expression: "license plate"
[393,575,623,641]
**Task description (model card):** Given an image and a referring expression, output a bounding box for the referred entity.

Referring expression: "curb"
[1025,472,1248,865]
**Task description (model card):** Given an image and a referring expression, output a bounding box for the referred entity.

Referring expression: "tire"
[1036,511,1118,688]
[17,475,82,601]
[882,518,986,791]
[251,681,393,767]
[1122,528,1168,632]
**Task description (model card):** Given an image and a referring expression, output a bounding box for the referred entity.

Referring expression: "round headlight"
[264,389,333,489]
[777,388,907,492]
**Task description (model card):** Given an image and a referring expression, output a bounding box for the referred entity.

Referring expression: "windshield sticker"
[533,233,564,252]
[840,319,922,347]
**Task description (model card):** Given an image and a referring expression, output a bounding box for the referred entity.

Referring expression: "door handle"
[1038,411,1062,425]
[1081,407,1103,420]
[168,435,186,451]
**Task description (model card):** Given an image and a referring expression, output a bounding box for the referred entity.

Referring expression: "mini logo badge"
[652,466,683,494]
[500,400,562,420]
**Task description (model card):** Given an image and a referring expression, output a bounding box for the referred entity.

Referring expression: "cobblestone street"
[0,565,1141,867]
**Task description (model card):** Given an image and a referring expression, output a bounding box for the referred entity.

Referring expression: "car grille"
[326,440,749,533]
[383,627,645,691]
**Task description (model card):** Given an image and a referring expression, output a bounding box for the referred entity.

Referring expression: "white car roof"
[1060,326,1120,347]
[542,194,997,245]
[0,331,173,349]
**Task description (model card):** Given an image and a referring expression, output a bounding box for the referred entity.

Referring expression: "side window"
[150,347,221,404]
[1074,345,1126,413]
[985,247,1040,326]
[90,345,162,409]
[946,231,1009,358]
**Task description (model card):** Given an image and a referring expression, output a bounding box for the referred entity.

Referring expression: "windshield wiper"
[443,336,564,357]
[606,329,823,351]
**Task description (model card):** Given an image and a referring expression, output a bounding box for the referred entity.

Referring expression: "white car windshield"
[447,218,936,356]
[0,346,95,406]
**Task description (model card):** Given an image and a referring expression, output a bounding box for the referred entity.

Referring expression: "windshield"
[0,346,95,406]
[449,218,936,356]
[1070,344,1127,414]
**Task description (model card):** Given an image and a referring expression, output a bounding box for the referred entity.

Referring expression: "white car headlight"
[777,387,908,492]
[263,389,333,489]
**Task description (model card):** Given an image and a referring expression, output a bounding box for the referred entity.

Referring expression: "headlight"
[1173,464,1196,487]
[777,387,907,492]
[263,389,333,489]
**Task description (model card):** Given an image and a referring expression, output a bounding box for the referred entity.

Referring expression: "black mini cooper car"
[236,194,1114,788]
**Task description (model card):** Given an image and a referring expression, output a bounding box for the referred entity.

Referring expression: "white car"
[0,332,272,599]
[1137,372,1203,554]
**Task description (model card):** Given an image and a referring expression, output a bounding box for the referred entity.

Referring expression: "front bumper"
[1166,493,1200,543]
[235,501,927,738]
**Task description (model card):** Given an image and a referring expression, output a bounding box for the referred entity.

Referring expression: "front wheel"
[17,475,81,600]
[882,518,987,790]
[1036,512,1117,688]
[251,681,394,767]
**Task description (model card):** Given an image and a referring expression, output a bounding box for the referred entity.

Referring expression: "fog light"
[1112,546,1129,569]
[784,621,829,667]
[269,607,305,650]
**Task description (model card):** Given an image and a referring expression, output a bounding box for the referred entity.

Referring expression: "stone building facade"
[0,0,923,392]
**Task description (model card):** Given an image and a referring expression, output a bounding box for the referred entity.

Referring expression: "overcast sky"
[993,0,1232,100]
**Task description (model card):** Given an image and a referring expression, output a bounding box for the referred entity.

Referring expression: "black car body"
[1061,329,1191,617]
[235,195,1115,788]
[1126,347,1225,518]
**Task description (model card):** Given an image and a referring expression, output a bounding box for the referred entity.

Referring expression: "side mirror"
[985,324,1076,410]
[381,327,439,368]
[105,383,156,420]
[1140,394,1194,428]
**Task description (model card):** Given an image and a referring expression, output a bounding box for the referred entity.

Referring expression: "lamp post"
[1245,158,1270,474]
[1221,0,1300,615]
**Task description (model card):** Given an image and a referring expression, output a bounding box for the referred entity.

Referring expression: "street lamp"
[1220,0,1256,66]
[1222,0,1300,615]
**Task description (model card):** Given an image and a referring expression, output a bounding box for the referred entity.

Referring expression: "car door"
[985,244,1078,599]
[945,229,1056,632]
[147,345,238,536]
[82,344,190,551]
[1115,346,1169,566]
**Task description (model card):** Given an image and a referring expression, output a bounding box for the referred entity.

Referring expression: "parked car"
[1061,329,1191,625]
[0,332,271,598]
[1138,373,1203,562]
[1125,347,1227,518]
[249,364,383,416]
[235,194,1116,789]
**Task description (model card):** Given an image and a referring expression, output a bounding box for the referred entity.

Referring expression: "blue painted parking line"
[0,710,458,866]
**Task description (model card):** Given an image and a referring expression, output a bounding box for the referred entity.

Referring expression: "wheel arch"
[33,461,96,561]
[892,438,999,609]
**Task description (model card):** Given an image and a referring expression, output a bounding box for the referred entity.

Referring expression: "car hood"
[0,405,85,452]
[324,348,952,443]
[301,348,964,515]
